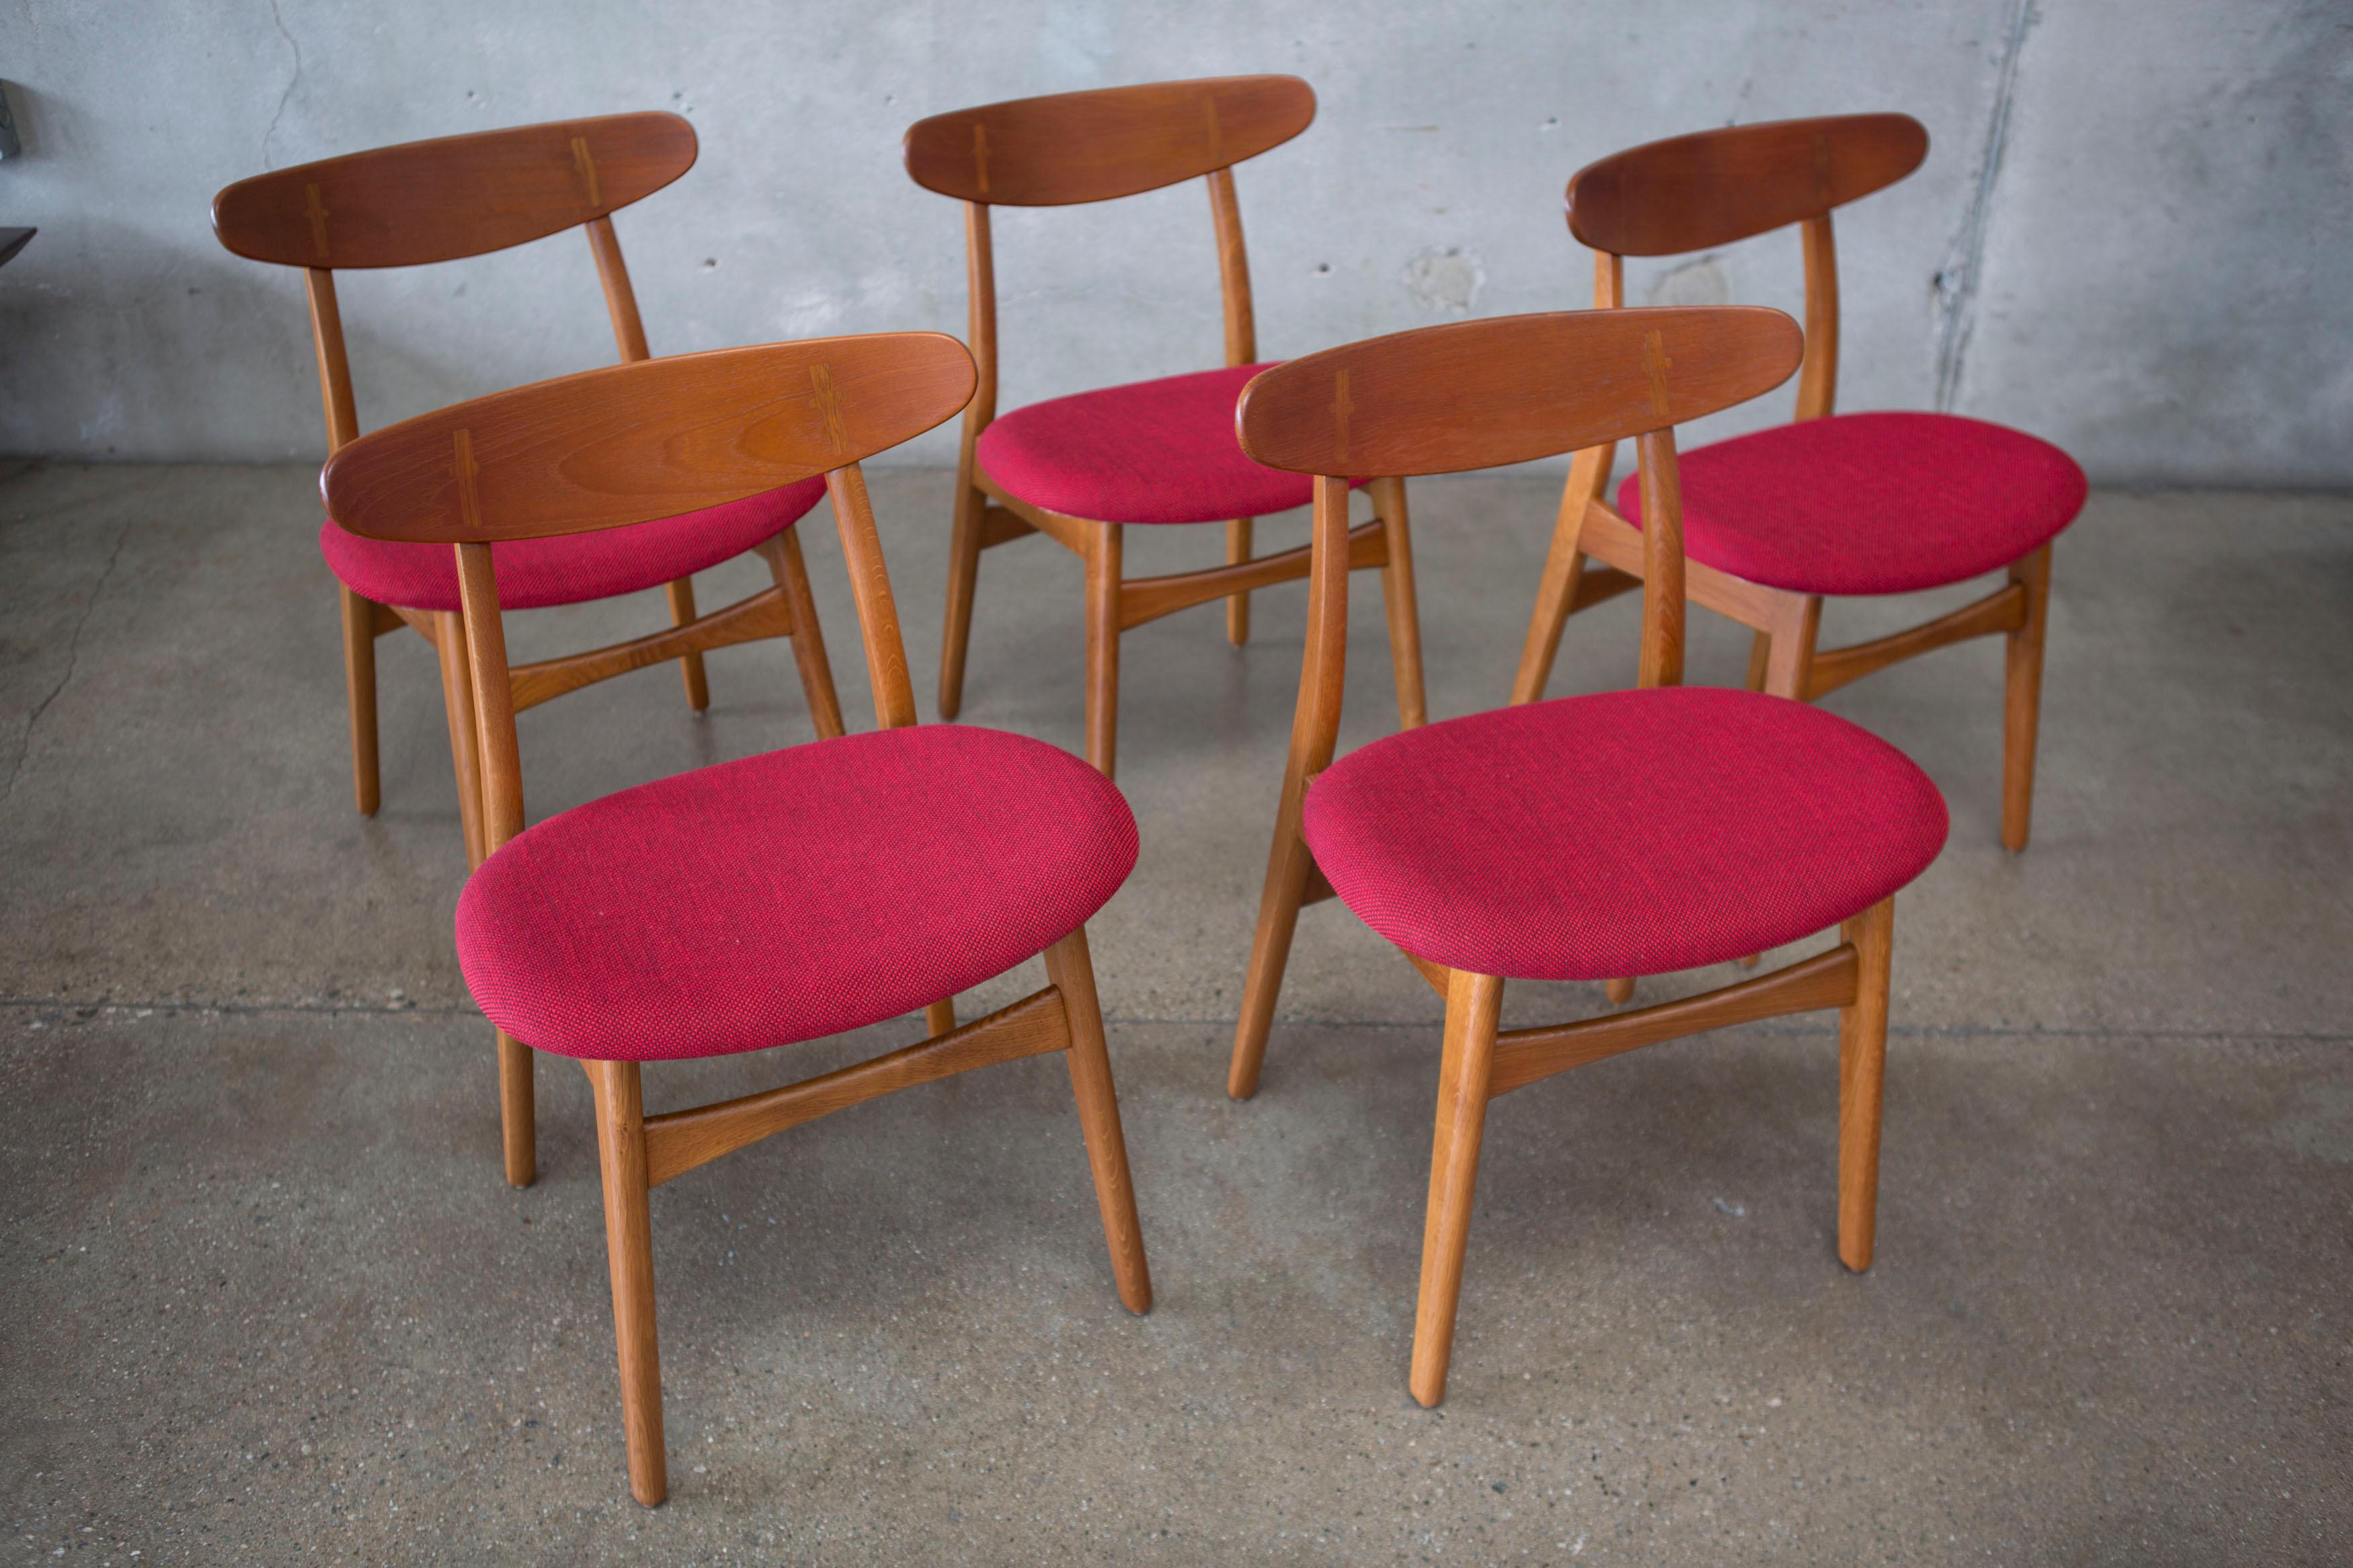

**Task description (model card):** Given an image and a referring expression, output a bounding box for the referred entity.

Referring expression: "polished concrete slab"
[3,462,2348,1563]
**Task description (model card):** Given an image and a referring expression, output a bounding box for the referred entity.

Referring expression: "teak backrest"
[1562,113,1925,421]
[211,112,699,451]
[1238,307,1801,690]
[320,332,978,850]
[212,112,698,270]
[905,76,1316,438]
[903,76,1314,207]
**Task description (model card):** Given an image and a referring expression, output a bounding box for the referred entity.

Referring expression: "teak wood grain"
[212,112,698,269]
[904,75,1314,206]
[321,334,978,544]
[911,75,1424,778]
[326,335,1151,1506]
[1225,308,1916,1408]
[1563,112,1927,257]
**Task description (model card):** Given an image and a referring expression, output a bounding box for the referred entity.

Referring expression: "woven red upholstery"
[977,363,1318,525]
[1301,688,1946,981]
[454,726,1136,1061]
[1617,412,2085,595]
[320,478,826,612]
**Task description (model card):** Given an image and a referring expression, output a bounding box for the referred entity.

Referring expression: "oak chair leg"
[939,478,988,720]
[499,1029,536,1188]
[1744,629,1772,692]
[339,587,383,816]
[664,577,712,712]
[2002,543,2053,852]
[925,998,957,1036]
[590,1059,666,1505]
[1837,896,1895,1272]
[1083,522,1123,778]
[1225,518,1254,644]
[760,528,846,741]
[432,612,486,871]
[1605,977,1636,1005]
[1370,477,1429,729]
[1409,968,1505,1408]
[1228,817,1316,1100]
[1043,925,1153,1313]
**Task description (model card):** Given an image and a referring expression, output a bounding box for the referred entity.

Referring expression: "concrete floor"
[2,461,2348,1564]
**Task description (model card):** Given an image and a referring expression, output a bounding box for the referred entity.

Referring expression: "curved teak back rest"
[904,75,1316,436]
[1238,307,1801,691]
[212,112,699,450]
[904,76,1314,206]
[212,112,698,269]
[320,332,978,850]
[1562,113,1926,423]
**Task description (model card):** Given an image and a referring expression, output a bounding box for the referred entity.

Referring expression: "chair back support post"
[303,268,361,450]
[1633,426,1686,688]
[1795,212,1838,419]
[585,214,652,362]
[453,541,527,857]
[824,463,920,731]
[1286,474,1354,770]
[1207,166,1256,366]
[959,202,1000,451]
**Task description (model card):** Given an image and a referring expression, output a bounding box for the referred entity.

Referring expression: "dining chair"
[1225,307,1950,1406]
[212,112,846,878]
[1511,115,2083,880]
[903,75,1427,776]
[321,331,1153,1505]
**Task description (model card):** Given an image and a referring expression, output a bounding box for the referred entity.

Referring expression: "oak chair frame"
[1511,114,2053,928]
[904,75,1427,776]
[321,332,1152,1505]
[213,113,846,887]
[1225,308,1901,1407]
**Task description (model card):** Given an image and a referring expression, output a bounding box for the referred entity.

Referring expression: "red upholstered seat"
[454,726,1137,1061]
[1617,412,2086,596]
[320,478,827,612]
[1301,688,1947,981]
[977,363,1318,524]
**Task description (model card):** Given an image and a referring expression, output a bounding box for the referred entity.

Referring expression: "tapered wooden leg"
[433,612,485,870]
[1837,896,1895,1273]
[761,528,845,740]
[1043,925,1153,1313]
[1409,968,1505,1408]
[1511,540,1584,707]
[2002,543,2053,852]
[1228,813,1316,1100]
[340,587,382,816]
[498,1028,535,1188]
[1225,518,1254,644]
[1371,477,1428,730]
[939,478,987,720]
[588,1060,666,1505]
[664,578,712,712]
[1744,630,1772,692]
[925,998,957,1036]
[1605,977,1636,1005]
[1083,522,1123,778]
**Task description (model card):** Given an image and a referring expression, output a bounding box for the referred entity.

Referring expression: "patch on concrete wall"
[1645,255,1730,308]
[1401,247,1485,315]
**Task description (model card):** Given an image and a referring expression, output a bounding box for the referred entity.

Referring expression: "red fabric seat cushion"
[1617,412,2086,595]
[977,363,1319,525]
[454,726,1137,1061]
[1301,688,1947,981]
[320,478,826,612]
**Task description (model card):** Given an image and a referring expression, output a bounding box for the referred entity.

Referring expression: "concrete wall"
[0,0,2344,484]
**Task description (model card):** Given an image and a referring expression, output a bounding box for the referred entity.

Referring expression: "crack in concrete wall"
[1932,0,2038,413]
